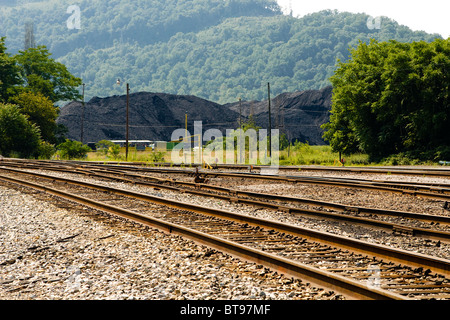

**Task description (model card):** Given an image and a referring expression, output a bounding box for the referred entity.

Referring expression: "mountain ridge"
[0,1,441,103]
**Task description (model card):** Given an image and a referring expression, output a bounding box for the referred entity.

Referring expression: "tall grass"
[280,142,370,166]
[85,143,371,166]
[84,142,440,167]
[86,148,167,164]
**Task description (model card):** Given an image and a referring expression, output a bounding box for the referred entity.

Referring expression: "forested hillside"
[0,0,442,103]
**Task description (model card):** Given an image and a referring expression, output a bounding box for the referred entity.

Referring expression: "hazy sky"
[276,0,449,39]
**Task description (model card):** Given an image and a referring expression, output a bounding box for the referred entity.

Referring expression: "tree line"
[322,38,450,162]
[1,1,447,162]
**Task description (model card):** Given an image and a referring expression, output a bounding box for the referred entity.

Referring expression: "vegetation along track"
[0,162,450,299]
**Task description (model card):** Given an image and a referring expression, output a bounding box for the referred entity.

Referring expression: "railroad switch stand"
[194,167,208,184]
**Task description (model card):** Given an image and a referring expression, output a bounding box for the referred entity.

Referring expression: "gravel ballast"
[1,167,450,300]
[0,184,340,300]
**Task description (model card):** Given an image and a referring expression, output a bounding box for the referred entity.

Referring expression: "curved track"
[2,165,450,243]
[1,160,450,300]
[3,159,450,201]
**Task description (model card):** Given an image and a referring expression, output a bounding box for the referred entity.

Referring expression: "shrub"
[0,103,41,158]
[57,139,91,160]
[149,151,166,162]
[37,141,55,159]
[96,140,121,159]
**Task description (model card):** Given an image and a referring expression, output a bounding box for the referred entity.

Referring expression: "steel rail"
[1,165,450,243]
[8,159,450,197]
[54,161,450,201]
[65,169,450,243]
[0,168,449,278]
[295,166,450,177]
[61,160,450,177]
[29,159,450,178]
[0,173,411,300]
[3,159,450,198]
[85,167,450,224]
[199,172,450,201]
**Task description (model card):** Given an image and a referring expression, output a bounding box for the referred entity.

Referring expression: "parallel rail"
[2,159,450,202]
[50,160,450,177]
[1,166,450,299]
[2,165,449,243]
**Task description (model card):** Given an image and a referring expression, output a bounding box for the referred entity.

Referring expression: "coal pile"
[57,87,332,145]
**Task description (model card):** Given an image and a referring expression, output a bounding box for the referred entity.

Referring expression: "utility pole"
[185,111,188,164]
[185,112,188,140]
[80,83,85,143]
[267,82,272,158]
[239,97,242,164]
[126,83,130,161]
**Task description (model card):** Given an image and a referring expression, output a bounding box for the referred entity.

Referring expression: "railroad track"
[32,159,450,178]
[2,160,450,239]
[0,166,449,300]
[70,163,450,202]
[2,165,449,244]
[2,159,450,202]
[51,160,450,177]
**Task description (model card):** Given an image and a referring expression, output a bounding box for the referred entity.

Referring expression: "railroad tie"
[392,225,414,237]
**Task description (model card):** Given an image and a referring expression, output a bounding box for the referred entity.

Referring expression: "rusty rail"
[0,173,412,300]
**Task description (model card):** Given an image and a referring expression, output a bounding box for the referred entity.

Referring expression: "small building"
[110,140,153,149]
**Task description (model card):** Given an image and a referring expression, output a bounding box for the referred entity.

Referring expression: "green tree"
[96,140,120,159]
[36,141,56,160]
[0,37,22,102]
[0,103,42,158]
[10,91,58,143]
[0,39,77,157]
[14,46,82,103]
[2,3,440,104]
[322,38,450,161]
[57,139,91,160]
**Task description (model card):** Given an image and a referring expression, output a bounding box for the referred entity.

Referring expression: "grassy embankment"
[84,143,441,167]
